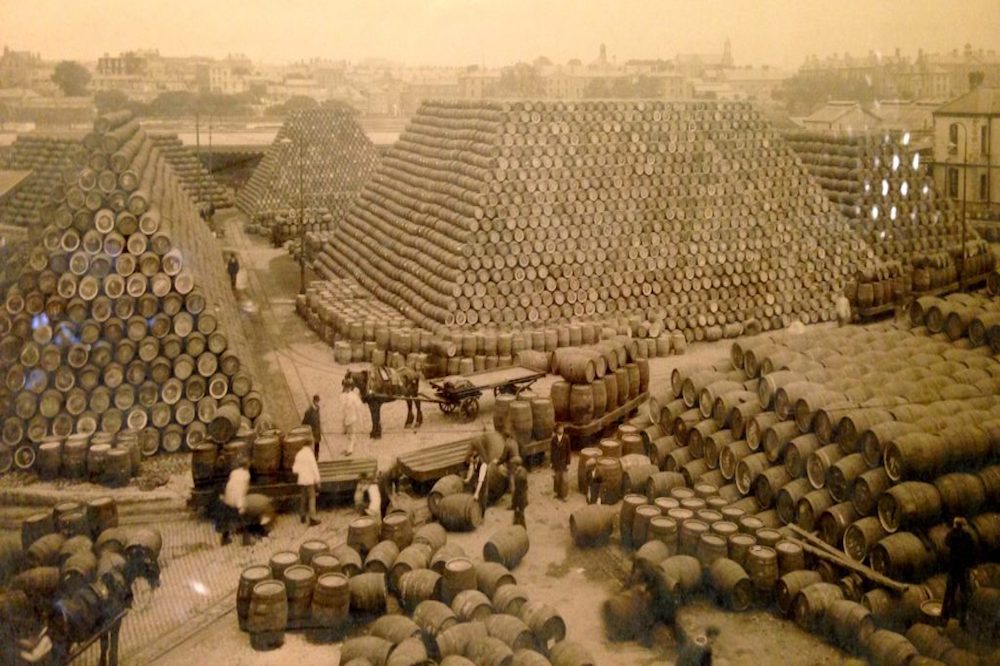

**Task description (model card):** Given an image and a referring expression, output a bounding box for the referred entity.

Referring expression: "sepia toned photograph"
[1,1,1000,663]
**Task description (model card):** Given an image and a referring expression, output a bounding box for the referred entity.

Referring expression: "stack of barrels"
[0,135,83,233]
[910,239,994,294]
[847,260,906,311]
[299,279,687,378]
[289,229,337,269]
[1,499,163,662]
[245,207,334,244]
[236,522,593,664]
[910,290,1000,352]
[785,129,974,269]
[237,108,380,236]
[320,99,872,337]
[550,335,649,427]
[584,322,1000,661]
[0,109,264,478]
[189,425,312,490]
[147,133,233,210]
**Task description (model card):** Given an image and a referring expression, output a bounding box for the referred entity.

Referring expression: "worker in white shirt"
[353,470,381,522]
[342,379,365,456]
[293,444,322,527]
[465,450,489,514]
[220,463,250,546]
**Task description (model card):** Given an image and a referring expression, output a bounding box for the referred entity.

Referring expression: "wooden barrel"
[484,525,529,570]
[282,564,316,622]
[475,560,516,598]
[310,572,350,630]
[707,557,753,611]
[452,588,494,622]
[330,544,363,577]
[348,572,387,614]
[430,475,466,518]
[246,579,287,645]
[365,539,400,575]
[399,568,443,613]
[251,435,280,476]
[380,512,413,550]
[793,582,844,633]
[852,469,891,516]
[550,382,570,422]
[437,621,489,659]
[548,640,596,666]
[870,532,936,582]
[866,629,919,666]
[341,636,393,665]
[208,401,241,443]
[370,614,422,645]
[237,565,272,631]
[826,599,875,654]
[413,523,448,553]
[531,398,555,441]
[520,600,566,648]
[413,599,458,638]
[602,586,654,641]
[437,493,483,532]
[596,457,623,504]
[745,545,779,602]
[877,481,942,533]
[268,551,299,581]
[776,570,823,616]
[568,384,594,425]
[348,516,381,556]
[298,540,328,566]
[509,400,534,447]
[441,556,477,605]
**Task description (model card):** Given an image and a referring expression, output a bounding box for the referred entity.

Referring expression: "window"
[949,123,960,147]
[982,174,989,201]
[948,168,959,198]
[982,125,990,156]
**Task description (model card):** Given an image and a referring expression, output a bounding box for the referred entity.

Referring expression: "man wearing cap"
[302,394,322,458]
[511,457,528,528]
[943,516,976,627]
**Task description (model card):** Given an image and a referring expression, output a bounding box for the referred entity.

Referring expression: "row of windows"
[947,168,990,201]
[948,122,990,156]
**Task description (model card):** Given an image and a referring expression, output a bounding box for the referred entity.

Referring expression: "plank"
[429,366,545,394]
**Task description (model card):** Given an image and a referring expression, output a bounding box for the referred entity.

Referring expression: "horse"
[346,366,423,439]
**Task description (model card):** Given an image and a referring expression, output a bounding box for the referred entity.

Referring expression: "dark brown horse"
[346,366,423,439]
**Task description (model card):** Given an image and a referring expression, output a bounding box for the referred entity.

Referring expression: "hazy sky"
[4,0,999,69]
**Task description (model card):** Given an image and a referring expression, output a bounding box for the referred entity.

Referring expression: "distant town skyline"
[4,0,1000,70]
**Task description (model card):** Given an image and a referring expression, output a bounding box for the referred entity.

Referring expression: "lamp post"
[278,136,307,295]
[950,123,969,290]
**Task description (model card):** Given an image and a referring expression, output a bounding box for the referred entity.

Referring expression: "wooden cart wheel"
[439,401,457,415]
[461,398,480,421]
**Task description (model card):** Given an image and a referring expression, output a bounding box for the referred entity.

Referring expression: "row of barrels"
[237,108,379,225]
[910,292,1000,352]
[2,499,163,661]
[550,358,649,427]
[147,133,233,209]
[785,129,978,270]
[627,323,1000,637]
[237,519,593,664]
[244,206,336,243]
[320,99,869,331]
[8,429,142,486]
[0,135,80,232]
[291,229,336,267]
[0,110,264,465]
[190,425,313,488]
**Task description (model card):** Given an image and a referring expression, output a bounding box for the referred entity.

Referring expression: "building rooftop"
[802,101,882,124]
[934,87,1000,116]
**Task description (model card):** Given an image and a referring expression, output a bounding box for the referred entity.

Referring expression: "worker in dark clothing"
[376,467,398,519]
[465,450,489,514]
[511,457,528,528]
[550,424,570,501]
[227,253,240,289]
[302,394,322,458]
[493,436,521,503]
[585,458,602,505]
[942,516,977,627]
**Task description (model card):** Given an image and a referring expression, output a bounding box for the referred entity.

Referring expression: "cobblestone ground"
[4,210,847,665]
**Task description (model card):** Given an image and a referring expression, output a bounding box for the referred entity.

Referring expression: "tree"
[51,61,91,96]
[495,63,545,98]
[95,90,130,114]
[969,71,985,91]
[265,95,318,116]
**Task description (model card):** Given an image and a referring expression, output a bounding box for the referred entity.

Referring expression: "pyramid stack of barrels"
[2,499,163,662]
[0,110,265,479]
[577,323,1000,660]
[236,108,380,236]
[234,522,594,663]
[0,135,85,232]
[147,133,233,210]
[318,99,874,337]
[785,130,977,268]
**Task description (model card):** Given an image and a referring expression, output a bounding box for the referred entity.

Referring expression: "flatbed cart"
[378,365,545,422]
